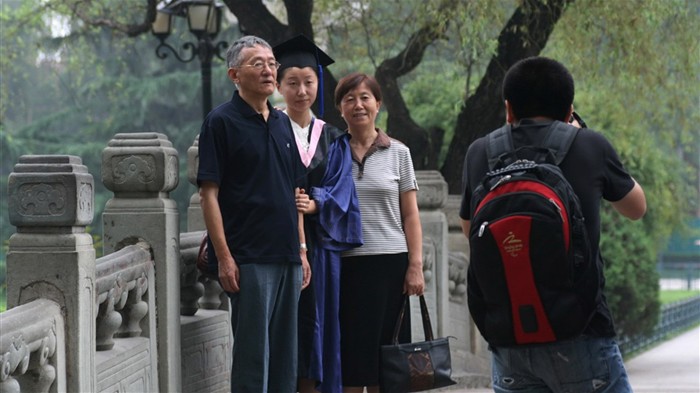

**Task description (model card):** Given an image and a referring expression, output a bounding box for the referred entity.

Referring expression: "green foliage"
[592,97,695,337]
[600,206,661,337]
[400,59,464,161]
[540,0,699,337]
[569,96,694,337]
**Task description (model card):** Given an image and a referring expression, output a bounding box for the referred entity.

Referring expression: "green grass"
[660,289,700,305]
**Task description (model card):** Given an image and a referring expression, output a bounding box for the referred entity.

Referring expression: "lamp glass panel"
[152,11,172,35]
[187,4,210,32]
[206,7,220,35]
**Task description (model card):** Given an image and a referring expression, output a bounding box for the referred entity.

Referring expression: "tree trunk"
[375,24,448,169]
[441,0,571,193]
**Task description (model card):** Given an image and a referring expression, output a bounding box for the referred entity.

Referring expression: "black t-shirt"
[459,119,635,337]
[197,91,307,265]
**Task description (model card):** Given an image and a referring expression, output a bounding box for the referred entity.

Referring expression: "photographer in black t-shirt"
[459,56,646,393]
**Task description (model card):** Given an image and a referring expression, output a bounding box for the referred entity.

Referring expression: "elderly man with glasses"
[197,35,311,393]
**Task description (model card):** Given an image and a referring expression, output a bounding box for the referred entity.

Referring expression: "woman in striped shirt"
[334,72,425,393]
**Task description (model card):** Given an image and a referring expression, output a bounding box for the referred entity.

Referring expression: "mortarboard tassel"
[318,62,324,118]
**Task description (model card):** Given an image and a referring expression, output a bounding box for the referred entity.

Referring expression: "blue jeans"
[490,336,632,393]
[229,263,302,393]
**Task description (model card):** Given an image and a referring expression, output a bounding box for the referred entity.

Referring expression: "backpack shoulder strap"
[486,124,514,170]
[541,120,580,165]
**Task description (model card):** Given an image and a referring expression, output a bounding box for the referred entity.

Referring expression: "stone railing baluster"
[0,299,65,393]
[94,243,153,350]
[180,230,206,315]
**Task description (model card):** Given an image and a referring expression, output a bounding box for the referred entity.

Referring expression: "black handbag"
[379,295,457,392]
[196,232,217,278]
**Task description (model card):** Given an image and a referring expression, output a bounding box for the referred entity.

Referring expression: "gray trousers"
[229,263,302,393]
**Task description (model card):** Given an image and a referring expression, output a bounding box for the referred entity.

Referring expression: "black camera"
[569,111,587,128]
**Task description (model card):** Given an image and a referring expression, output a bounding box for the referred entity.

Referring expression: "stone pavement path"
[443,325,700,393]
[625,325,699,393]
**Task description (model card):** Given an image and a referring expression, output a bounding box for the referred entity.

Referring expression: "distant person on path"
[273,34,362,393]
[197,35,311,393]
[459,56,646,393]
[334,72,425,393]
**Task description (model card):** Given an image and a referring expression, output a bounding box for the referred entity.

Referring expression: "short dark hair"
[502,57,574,122]
[334,72,382,107]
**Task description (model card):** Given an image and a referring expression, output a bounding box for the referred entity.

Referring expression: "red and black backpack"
[468,121,600,346]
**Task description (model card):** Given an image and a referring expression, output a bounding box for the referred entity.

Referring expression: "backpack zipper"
[476,194,564,239]
[549,198,564,220]
[478,221,488,237]
[490,175,511,191]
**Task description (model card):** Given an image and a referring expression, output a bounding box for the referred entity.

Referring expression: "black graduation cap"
[273,35,334,117]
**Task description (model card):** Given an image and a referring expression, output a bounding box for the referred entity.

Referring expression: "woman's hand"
[400,189,424,296]
[403,263,425,296]
[295,188,317,214]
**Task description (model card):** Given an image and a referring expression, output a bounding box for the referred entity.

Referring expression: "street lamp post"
[151,0,228,120]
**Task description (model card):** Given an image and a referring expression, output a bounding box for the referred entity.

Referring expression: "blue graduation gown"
[309,133,362,393]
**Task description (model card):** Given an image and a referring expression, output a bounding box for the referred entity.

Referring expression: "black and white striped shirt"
[342,133,418,257]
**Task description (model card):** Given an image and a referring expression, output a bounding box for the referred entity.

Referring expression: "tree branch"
[283,0,314,37]
[375,5,450,169]
[441,0,572,192]
[224,0,287,39]
[68,0,159,37]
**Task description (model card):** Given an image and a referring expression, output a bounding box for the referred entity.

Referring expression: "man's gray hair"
[226,35,273,68]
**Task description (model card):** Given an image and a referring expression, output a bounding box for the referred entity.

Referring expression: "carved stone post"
[415,170,449,337]
[101,133,181,392]
[182,134,232,392]
[444,194,491,379]
[7,155,96,393]
[186,135,205,232]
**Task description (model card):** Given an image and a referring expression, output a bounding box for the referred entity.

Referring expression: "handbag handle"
[390,295,434,344]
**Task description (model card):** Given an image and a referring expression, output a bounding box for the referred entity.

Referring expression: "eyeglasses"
[239,61,281,71]
[569,111,587,128]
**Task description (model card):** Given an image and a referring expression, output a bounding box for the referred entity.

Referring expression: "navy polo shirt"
[198,91,307,265]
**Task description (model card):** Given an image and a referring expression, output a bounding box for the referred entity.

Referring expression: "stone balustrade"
[1,134,489,392]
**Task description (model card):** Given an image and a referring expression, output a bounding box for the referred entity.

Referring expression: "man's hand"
[218,255,240,293]
[301,251,311,290]
[200,181,240,293]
